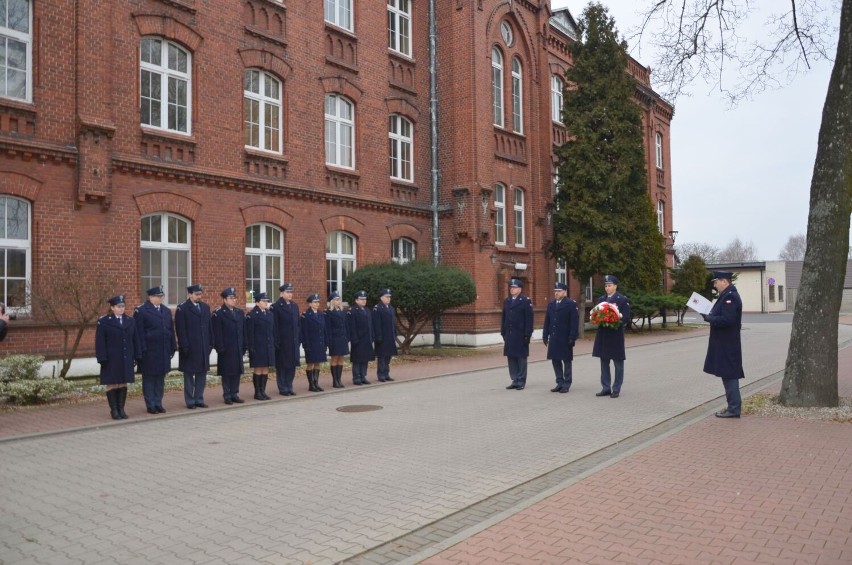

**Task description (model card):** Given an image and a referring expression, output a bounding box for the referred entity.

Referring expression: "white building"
[706,262,788,313]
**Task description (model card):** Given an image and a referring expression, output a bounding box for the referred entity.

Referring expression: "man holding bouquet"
[592,275,631,398]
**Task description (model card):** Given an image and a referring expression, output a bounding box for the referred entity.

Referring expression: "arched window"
[244,69,282,152]
[325,94,355,168]
[388,0,411,56]
[325,0,353,31]
[491,48,504,127]
[655,132,664,169]
[141,213,191,305]
[0,197,30,310]
[514,187,525,247]
[657,200,665,235]
[0,0,32,102]
[245,224,284,304]
[511,56,523,133]
[494,183,506,245]
[140,37,191,133]
[326,231,356,298]
[391,237,416,265]
[389,114,413,181]
[551,75,564,124]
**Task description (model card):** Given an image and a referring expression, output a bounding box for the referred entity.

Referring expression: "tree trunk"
[780,2,852,407]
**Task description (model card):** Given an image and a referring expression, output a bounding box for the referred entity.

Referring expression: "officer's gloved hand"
[524,336,530,346]
[543,338,548,347]
[568,340,575,347]
[170,350,176,359]
[701,314,709,322]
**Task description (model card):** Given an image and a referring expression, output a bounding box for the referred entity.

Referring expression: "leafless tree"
[633,1,850,407]
[675,241,721,264]
[717,237,759,262]
[779,233,808,260]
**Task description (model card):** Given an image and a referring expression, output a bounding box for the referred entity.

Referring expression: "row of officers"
[94,283,398,420]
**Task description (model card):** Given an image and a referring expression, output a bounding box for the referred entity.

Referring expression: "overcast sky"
[552,0,841,260]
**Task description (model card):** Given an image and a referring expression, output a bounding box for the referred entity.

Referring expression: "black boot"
[253,374,263,400]
[260,375,271,400]
[315,369,325,392]
[332,366,344,388]
[308,370,319,392]
[117,387,129,419]
[107,389,120,420]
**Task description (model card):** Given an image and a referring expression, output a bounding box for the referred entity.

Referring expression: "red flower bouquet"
[589,302,622,330]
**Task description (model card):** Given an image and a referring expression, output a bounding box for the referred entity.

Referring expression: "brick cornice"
[0,136,77,166]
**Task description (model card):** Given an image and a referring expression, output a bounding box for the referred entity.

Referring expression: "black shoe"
[147,407,157,414]
[224,399,233,405]
[156,407,166,413]
[550,386,562,392]
[196,403,208,408]
[515,386,525,390]
[362,380,371,385]
[595,391,611,397]
[353,381,363,386]
[288,391,296,396]
[559,388,570,393]
[715,411,740,418]
[187,404,196,409]
[232,397,245,404]
[610,392,620,398]
[385,377,395,382]
[279,391,289,396]
[506,384,518,389]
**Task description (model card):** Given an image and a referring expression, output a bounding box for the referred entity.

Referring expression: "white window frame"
[491,48,504,127]
[326,231,356,298]
[245,223,284,305]
[494,183,506,245]
[391,237,416,265]
[511,56,523,133]
[585,277,594,303]
[514,187,525,247]
[0,0,32,102]
[244,69,282,153]
[140,213,191,306]
[389,114,413,182]
[325,0,353,32]
[655,132,663,169]
[555,259,567,287]
[657,200,665,235]
[387,0,411,57]
[325,94,355,169]
[0,196,30,313]
[551,75,563,124]
[140,37,192,134]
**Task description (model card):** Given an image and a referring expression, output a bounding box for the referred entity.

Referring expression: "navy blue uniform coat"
[501,294,534,358]
[175,300,213,373]
[542,298,580,361]
[212,305,245,377]
[592,292,630,361]
[703,285,745,380]
[95,313,142,385]
[134,301,177,376]
[347,305,375,362]
[300,308,328,363]
[245,305,276,368]
[325,308,350,356]
[271,298,301,369]
[372,303,398,357]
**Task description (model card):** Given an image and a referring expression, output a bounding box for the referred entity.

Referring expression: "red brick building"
[0,0,673,357]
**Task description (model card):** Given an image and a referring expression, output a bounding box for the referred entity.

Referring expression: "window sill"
[0,97,35,112]
[141,126,196,144]
[245,146,285,159]
[325,165,359,177]
[324,22,357,40]
[388,49,415,64]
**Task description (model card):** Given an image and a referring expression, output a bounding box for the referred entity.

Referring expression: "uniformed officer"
[325,291,349,388]
[212,287,246,404]
[592,275,631,398]
[372,288,398,382]
[175,284,213,409]
[96,295,142,420]
[300,294,327,392]
[501,278,534,390]
[245,291,275,401]
[271,282,300,396]
[134,285,177,414]
[542,282,580,393]
[346,290,374,385]
[702,271,745,418]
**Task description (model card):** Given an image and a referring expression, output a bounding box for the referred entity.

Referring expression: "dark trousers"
[183,371,206,407]
[551,359,573,390]
[276,364,296,393]
[600,358,624,393]
[723,378,742,415]
[352,361,368,383]
[142,374,166,409]
[221,374,241,400]
[377,356,392,380]
[507,356,528,386]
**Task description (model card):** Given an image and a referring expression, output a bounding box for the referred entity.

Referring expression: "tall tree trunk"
[780,2,852,407]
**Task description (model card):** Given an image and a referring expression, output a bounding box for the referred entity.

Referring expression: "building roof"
[550,8,579,40]
[706,262,767,271]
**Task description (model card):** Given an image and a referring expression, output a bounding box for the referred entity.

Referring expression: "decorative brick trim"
[240,204,294,230]
[133,191,202,221]
[385,97,420,122]
[386,222,422,242]
[133,14,203,51]
[320,214,365,237]
[0,171,42,201]
[320,76,363,103]
[238,49,293,80]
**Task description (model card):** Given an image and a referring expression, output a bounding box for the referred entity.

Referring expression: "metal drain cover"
[336,404,383,413]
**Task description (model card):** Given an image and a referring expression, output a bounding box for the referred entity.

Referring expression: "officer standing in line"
[134,285,177,414]
[372,288,398,382]
[212,287,246,405]
[501,278,534,390]
[325,291,349,388]
[271,283,300,396]
[245,291,275,401]
[300,294,327,392]
[96,295,142,420]
[542,282,579,393]
[702,271,745,418]
[346,290,374,385]
[175,284,213,409]
[592,275,631,398]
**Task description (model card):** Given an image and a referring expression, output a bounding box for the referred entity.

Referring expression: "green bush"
[0,354,74,405]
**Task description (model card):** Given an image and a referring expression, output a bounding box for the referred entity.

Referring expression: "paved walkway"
[1,317,850,565]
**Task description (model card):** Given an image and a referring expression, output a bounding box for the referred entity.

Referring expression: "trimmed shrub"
[0,355,74,405]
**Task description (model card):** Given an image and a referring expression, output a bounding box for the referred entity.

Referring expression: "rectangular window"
[0,0,31,102]
[514,188,525,247]
[494,184,506,245]
[769,284,775,302]
[387,0,411,56]
[655,132,663,169]
[585,278,594,303]
[657,201,665,235]
[140,38,191,134]
[551,76,563,123]
[325,0,353,31]
[778,285,784,301]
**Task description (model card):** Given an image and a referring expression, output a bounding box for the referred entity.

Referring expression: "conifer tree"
[551,3,665,294]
